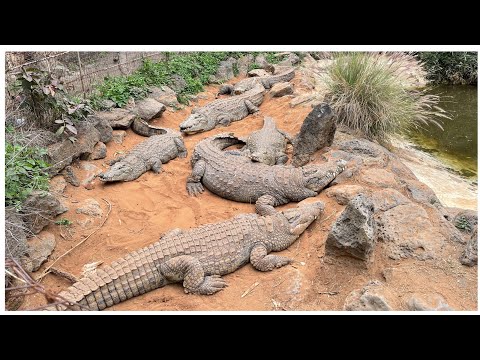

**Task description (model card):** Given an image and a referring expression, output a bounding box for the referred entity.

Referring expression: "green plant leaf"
[56,126,65,135]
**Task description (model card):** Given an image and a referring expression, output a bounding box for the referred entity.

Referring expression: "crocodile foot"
[186,275,228,295]
[187,182,205,196]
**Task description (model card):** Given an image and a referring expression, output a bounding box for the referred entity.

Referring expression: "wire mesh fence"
[5,51,167,99]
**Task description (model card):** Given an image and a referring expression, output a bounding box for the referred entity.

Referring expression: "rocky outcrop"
[22,191,68,234]
[148,86,179,108]
[212,57,237,82]
[326,194,376,261]
[460,226,478,266]
[237,54,253,75]
[292,103,337,167]
[93,108,136,129]
[133,98,166,121]
[87,114,113,143]
[270,82,293,97]
[344,281,396,311]
[26,232,56,272]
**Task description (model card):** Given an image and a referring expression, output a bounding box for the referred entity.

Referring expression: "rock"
[289,94,315,108]
[87,114,113,143]
[133,98,166,121]
[87,142,107,160]
[5,208,28,263]
[149,86,179,107]
[376,203,444,260]
[47,122,101,175]
[62,165,80,187]
[49,176,67,194]
[26,232,56,271]
[237,54,253,75]
[101,99,116,109]
[188,94,199,103]
[254,54,269,69]
[93,108,136,129]
[403,179,441,206]
[407,293,454,311]
[170,74,187,92]
[273,65,294,75]
[22,191,68,234]
[214,57,237,82]
[369,188,410,212]
[248,69,270,77]
[112,130,127,144]
[344,280,394,311]
[460,226,478,266]
[326,194,376,261]
[339,139,387,163]
[453,210,478,234]
[76,198,103,217]
[269,82,294,97]
[278,52,300,67]
[325,185,367,205]
[360,168,398,188]
[389,157,417,180]
[80,162,99,172]
[292,103,337,167]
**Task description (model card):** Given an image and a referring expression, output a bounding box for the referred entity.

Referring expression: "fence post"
[77,52,86,99]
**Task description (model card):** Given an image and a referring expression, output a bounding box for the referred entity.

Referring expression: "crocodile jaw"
[179,113,209,134]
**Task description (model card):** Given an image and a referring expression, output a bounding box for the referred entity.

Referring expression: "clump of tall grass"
[325,52,449,142]
[418,52,477,85]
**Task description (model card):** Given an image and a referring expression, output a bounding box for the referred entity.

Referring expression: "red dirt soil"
[22,75,478,311]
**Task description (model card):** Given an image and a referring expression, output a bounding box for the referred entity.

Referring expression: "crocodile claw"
[187,275,228,295]
[187,182,205,196]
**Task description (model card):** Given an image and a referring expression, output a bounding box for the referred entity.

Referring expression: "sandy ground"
[22,74,478,312]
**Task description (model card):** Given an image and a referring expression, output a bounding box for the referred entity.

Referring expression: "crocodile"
[217,68,295,96]
[179,83,265,135]
[98,130,187,182]
[186,133,347,207]
[241,116,293,165]
[49,199,324,310]
[132,117,171,137]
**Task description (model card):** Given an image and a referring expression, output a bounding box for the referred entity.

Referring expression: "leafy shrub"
[5,142,50,208]
[417,52,477,85]
[325,52,449,142]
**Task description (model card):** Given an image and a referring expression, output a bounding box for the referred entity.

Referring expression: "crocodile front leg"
[150,157,163,174]
[186,159,206,196]
[159,255,227,295]
[255,195,277,216]
[249,244,292,272]
[174,137,188,158]
[245,100,259,114]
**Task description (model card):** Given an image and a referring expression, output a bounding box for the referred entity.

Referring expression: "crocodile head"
[280,201,325,238]
[302,159,347,192]
[179,112,210,135]
[98,162,136,182]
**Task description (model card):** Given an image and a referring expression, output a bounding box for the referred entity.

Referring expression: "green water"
[407,85,478,179]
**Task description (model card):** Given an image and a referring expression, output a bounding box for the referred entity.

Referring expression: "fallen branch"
[318,291,339,296]
[241,281,259,298]
[37,198,112,281]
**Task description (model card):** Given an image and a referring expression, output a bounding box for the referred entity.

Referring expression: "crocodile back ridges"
[128,135,175,160]
[263,68,295,87]
[202,83,265,112]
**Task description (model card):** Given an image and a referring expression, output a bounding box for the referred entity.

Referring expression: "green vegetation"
[91,52,240,108]
[325,52,449,142]
[455,216,473,232]
[5,142,50,209]
[55,218,73,226]
[417,52,477,85]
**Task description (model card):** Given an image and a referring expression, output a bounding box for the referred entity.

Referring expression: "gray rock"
[5,208,28,263]
[407,293,454,311]
[170,74,187,92]
[87,114,113,143]
[112,130,127,144]
[339,138,386,159]
[326,194,376,261]
[149,86,179,107]
[133,98,166,121]
[76,198,103,217]
[404,179,441,206]
[269,82,294,97]
[214,57,237,82]
[289,94,315,108]
[237,54,253,75]
[49,176,67,194]
[453,210,478,234]
[369,188,410,212]
[102,99,116,109]
[22,191,68,234]
[27,232,56,271]
[46,121,101,175]
[325,185,367,205]
[292,103,337,167]
[248,69,270,77]
[460,226,478,266]
[273,65,294,75]
[254,54,269,69]
[278,52,300,67]
[93,108,136,130]
[62,165,80,187]
[344,280,393,311]
[87,141,107,160]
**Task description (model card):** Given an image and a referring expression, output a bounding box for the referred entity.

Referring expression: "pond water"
[406,85,478,179]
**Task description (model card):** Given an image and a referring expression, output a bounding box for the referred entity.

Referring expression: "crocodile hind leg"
[255,195,278,216]
[151,158,163,174]
[159,255,227,295]
[186,159,206,196]
[174,137,188,158]
[250,244,292,272]
[245,100,259,114]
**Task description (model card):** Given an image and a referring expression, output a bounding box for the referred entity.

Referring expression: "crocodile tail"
[50,245,166,311]
[208,133,244,150]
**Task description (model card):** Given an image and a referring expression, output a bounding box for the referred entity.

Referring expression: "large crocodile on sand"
[218,68,295,96]
[187,133,346,207]
[179,83,265,135]
[49,199,324,310]
[98,129,187,182]
[241,116,292,165]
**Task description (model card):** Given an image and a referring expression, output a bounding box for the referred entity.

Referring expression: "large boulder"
[407,293,454,311]
[278,52,300,67]
[213,57,237,82]
[87,114,113,143]
[148,86,179,108]
[344,280,396,311]
[460,226,478,266]
[237,54,253,75]
[133,98,166,121]
[86,142,107,160]
[292,103,337,167]
[254,54,269,69]
[326,194,376,261]
[269,82,294,97]
[453,209,478,235]
[94,108,136,130]
[22,191,68,234]
[169,74,187,93]
[325,185,367,206]
[46,121,101,175]
[25,232,56,272]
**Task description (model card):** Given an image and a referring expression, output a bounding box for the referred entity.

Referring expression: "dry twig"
[241,281,260,298]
